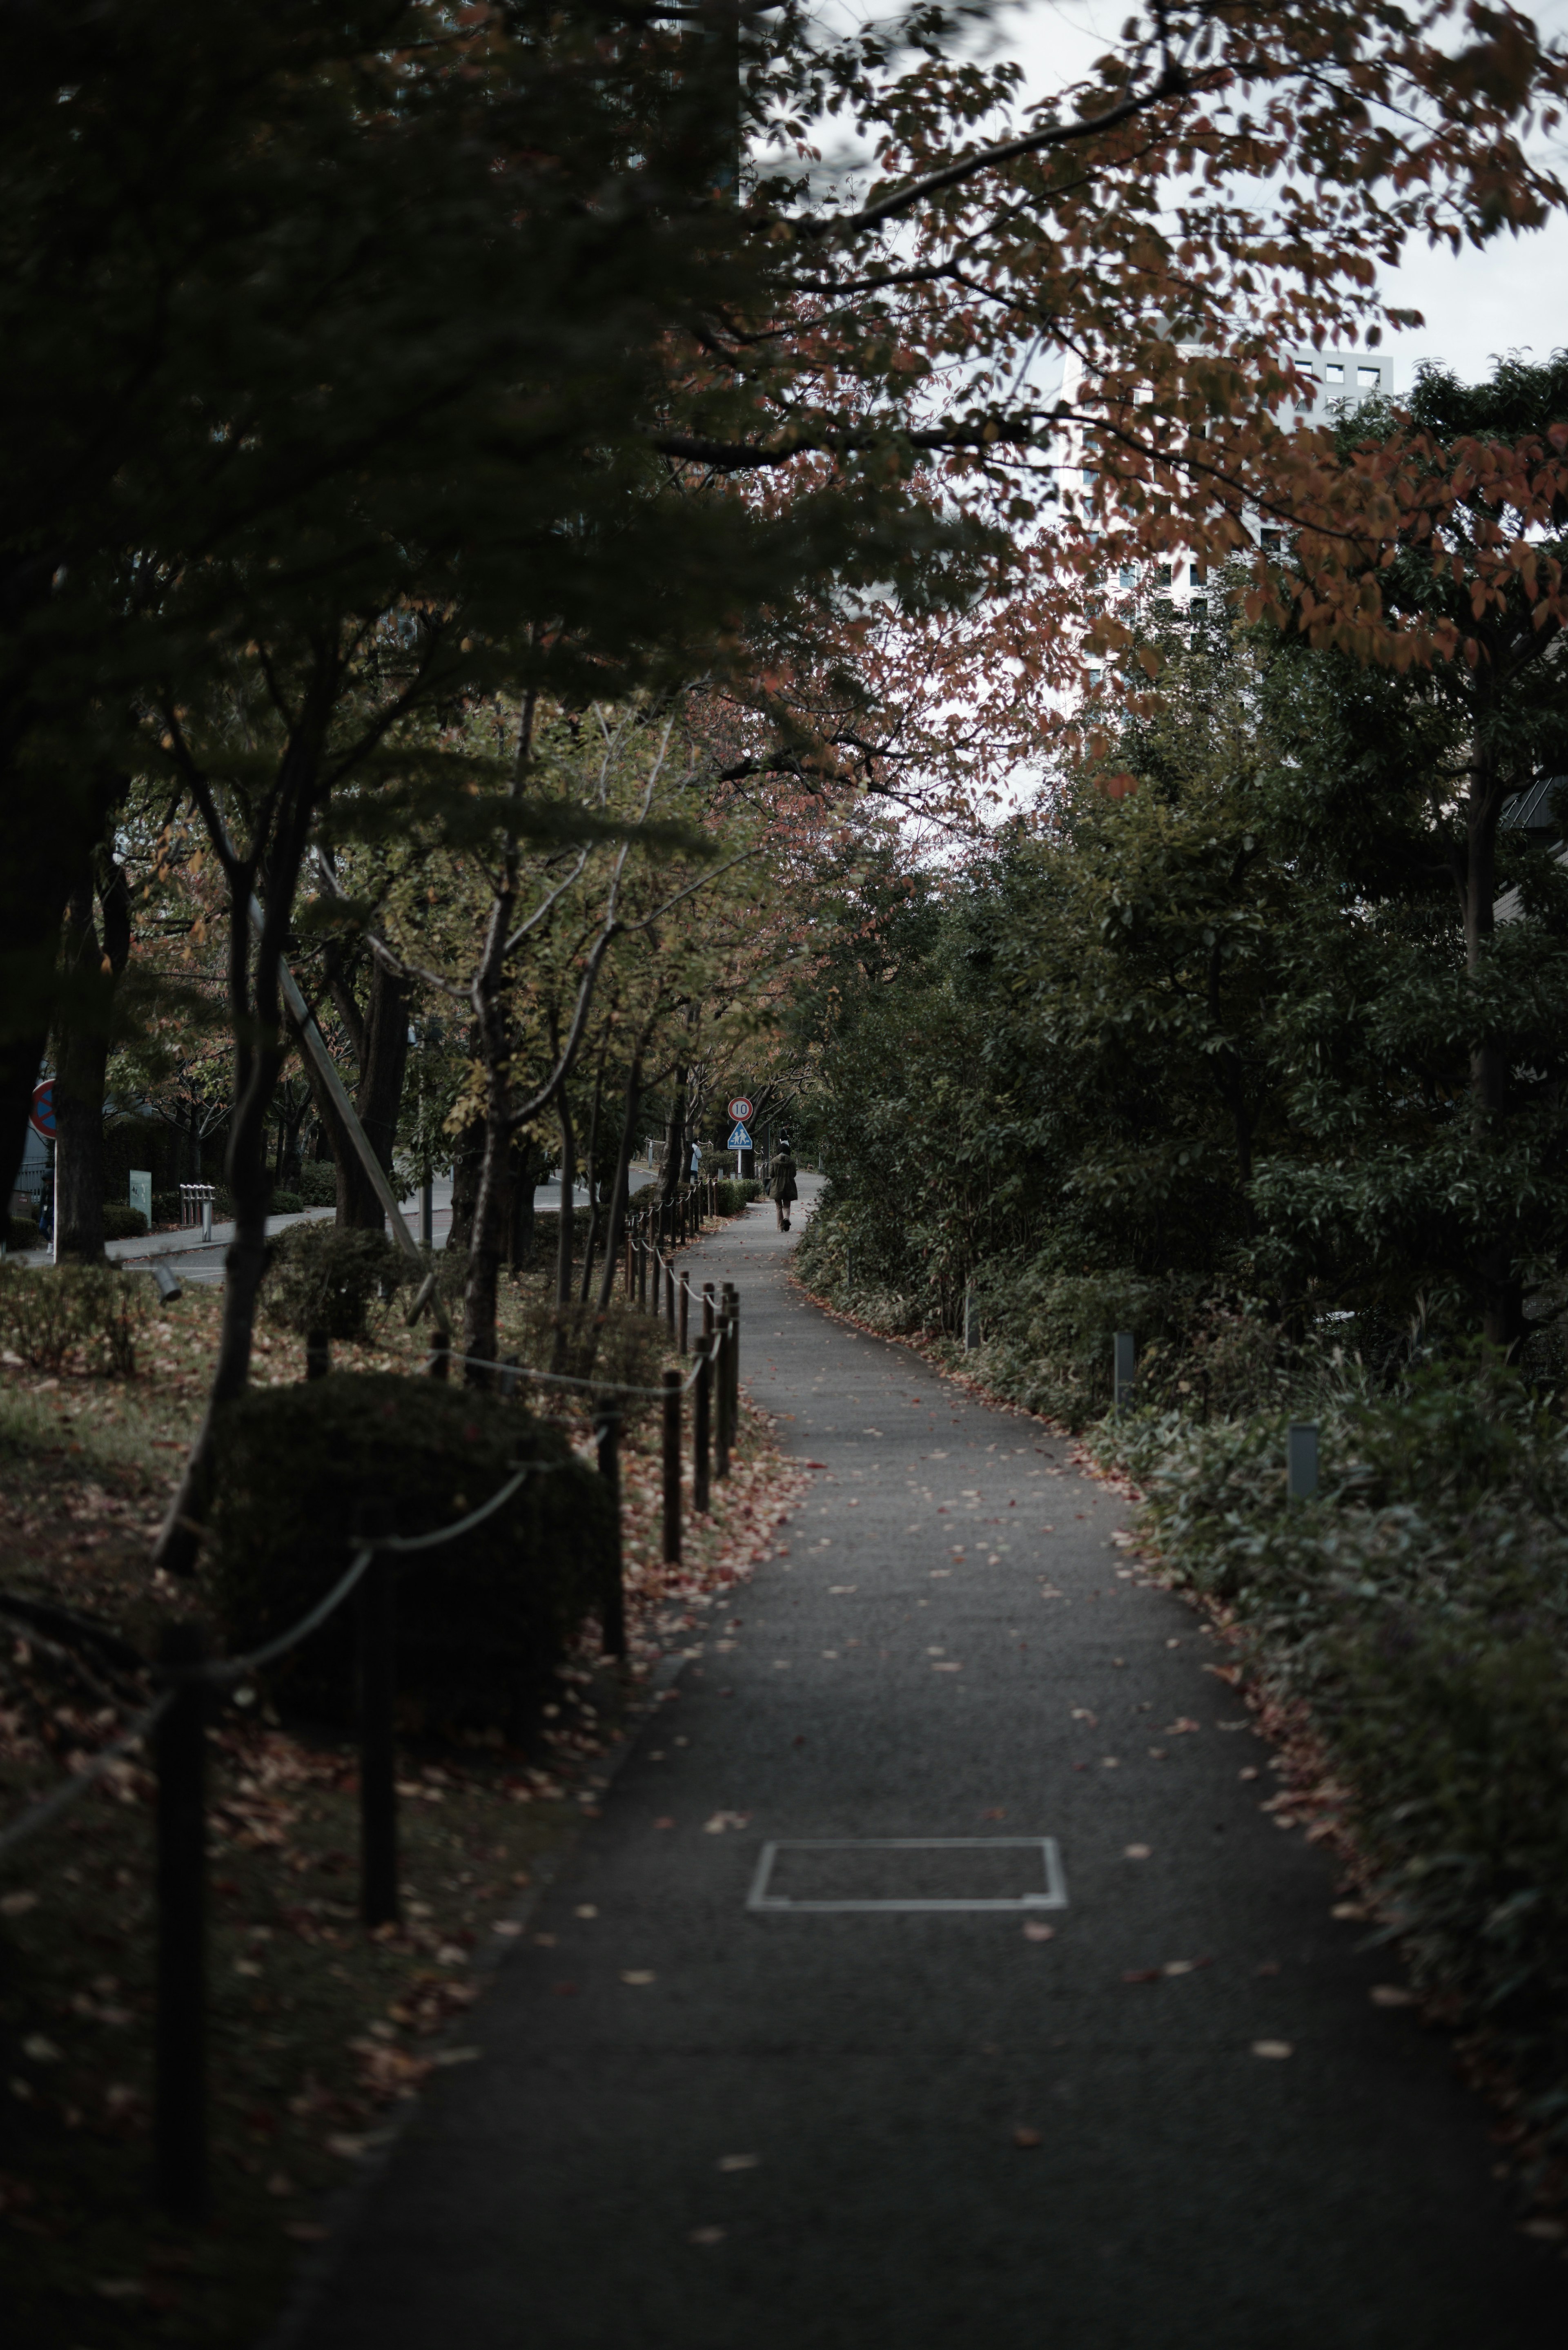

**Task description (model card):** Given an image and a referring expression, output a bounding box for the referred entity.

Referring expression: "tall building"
[1045,343,1398,686]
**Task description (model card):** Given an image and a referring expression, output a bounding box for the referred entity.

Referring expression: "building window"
[1189,562,1206,586]
[1190,598,1208,621]
[1358,365,1381,388]
[1260,529,1283,552]
[1326,362,1345,383]
[1087,668,1102,687]
[1118,565,1136,589]
[1157,562,1172,587]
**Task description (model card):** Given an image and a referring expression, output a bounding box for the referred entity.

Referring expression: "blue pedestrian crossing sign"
[727,1122,753,1150]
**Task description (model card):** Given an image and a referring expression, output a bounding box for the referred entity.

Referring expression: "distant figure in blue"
[689,1139,702,1180]
[769,1135,799,1232]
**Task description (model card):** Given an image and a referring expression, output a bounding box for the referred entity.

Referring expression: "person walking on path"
[768,1140,798,1230]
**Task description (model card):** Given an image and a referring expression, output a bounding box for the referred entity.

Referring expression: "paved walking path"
[285,1192,1560,2349]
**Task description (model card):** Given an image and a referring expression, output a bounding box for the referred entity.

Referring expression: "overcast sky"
[989,1,1568,389]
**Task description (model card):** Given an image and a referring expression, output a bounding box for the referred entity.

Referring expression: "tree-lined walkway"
[281,1190,1559,2349]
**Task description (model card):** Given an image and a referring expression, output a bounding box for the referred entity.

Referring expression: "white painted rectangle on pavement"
[746,1837,1068,1914]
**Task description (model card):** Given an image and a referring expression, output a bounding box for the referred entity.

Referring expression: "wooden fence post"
[155,1621,209,2223]
[723,1282,740,1452]
[597,1411,626,1656]
[357,1514,399,1931]
[678,1271,690,1355]
[662,1369,682,1564]
[715,1308,732,1480]
[693,1334,712,1513]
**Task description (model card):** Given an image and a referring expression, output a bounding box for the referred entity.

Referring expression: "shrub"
[268,1189,304,1217]
[710,1179,760,1216]
[0,1262,149,1374]
[204,1371,617,1732]
[102,1204,148,1241]
[261,1223,407,1342]
[6,1217,40,1252]
[296,1162,338,1208]
[503,1295,667,1424]
[1094,1367,1568,2154]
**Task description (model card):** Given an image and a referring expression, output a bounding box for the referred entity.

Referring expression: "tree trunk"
[53,854,131,1262]
[449,1115,485,1250]
[331,958,412,1230]
[1464,756,1523,1353]
[597,1056,643,1313]
[0,768,116,1216]
[554,1093,577,1308]
[507,1135,543,1272]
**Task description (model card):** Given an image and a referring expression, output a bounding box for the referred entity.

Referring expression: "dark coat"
[770,1153,799,1203]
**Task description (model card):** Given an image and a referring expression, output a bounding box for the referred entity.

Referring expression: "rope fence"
[0,1174,761,2219]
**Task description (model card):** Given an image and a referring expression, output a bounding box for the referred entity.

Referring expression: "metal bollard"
[665,1254,676,1334]
[1287,1421,1319,1501]
[597,1411,626,1656]
[1113,1331,1136,1413]
[357,1509,399,1929]
[155,1621,209,2223]
[678,1271,690,1355]
[200,1194,213,1244]
[714,1311,732,1480]
[693,1334,712,1513]
[662,1369,682,1564]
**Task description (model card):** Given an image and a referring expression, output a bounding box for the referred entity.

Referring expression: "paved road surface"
[281,1189,1561,2348]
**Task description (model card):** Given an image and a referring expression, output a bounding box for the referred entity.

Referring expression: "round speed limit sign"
[727,1096,754,1122]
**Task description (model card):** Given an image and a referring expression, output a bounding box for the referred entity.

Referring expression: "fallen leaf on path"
[0,1892,39,1918]
[1251,2040,1293,2060]
[1123,1968,1161,1984]
[1013,2127,1042,2149]
[21,2036,60,2063]
[1070,1708,1098,1726]
[689,2226,726,2245]
[1332,1902,1370,1921]
[1370,1985,1415,2008]
[1124,1844,1152,1860]
[703,1812,750,1835]
[653,1818,675,1831]
[981,1807,1006,1819]
[1521,2219,1566,2243]
[1022,1923,1055,1942]
[1164,1718,1201,1735]
[574,1905,598,1919]
[621,1970,656,1986]
[718,2154,760,2172]
[491,1920,523,1937]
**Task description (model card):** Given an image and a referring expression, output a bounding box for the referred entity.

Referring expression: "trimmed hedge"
[261,1223,406,1342]
[6,1217,40,1252]
[102,1204,148,1241]
[0,1262,148,1373]
[296,1162,337,1208]
[205,1371,615,1733]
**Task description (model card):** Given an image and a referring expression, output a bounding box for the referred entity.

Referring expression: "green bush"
[296,1162,338,1208]
[204,1371,616,1732]
[261,1223,407,1341]
[710,1179,760,1216]
[1094,1368,1568,2155]
[268,1189,304,1217]
[0,1262,149,1374]
[6,1216,40,1252]
[503,1295,667,1424]
[102,1204,148,1241]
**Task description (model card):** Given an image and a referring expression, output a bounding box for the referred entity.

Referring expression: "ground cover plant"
[0,1215,808,2345]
